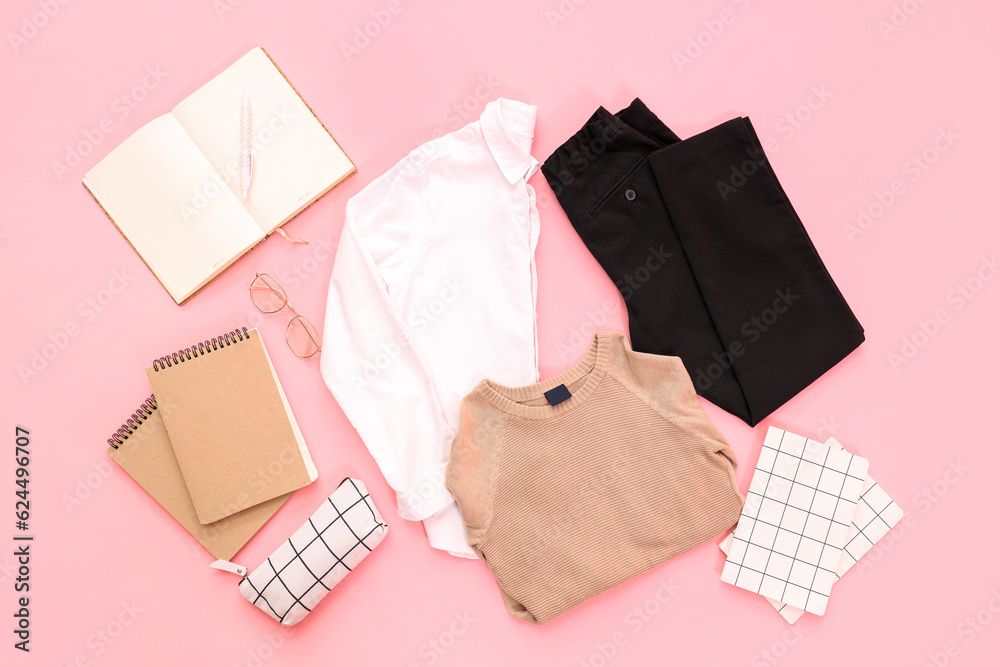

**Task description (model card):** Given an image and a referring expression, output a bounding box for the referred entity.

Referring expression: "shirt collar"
[480,99,538,185]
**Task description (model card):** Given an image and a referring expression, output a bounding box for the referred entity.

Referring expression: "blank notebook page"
[83,115,263,303]
[171,47,355,234]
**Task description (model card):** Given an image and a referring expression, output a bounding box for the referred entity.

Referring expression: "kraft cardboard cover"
[146,328,317,524]
[106,395,290,560]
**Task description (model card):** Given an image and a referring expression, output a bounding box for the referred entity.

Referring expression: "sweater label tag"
[544,384,572,406]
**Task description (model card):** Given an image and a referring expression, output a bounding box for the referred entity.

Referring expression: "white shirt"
[321,99,541,558]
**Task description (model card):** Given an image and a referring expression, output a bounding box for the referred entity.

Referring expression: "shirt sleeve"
[320,197,456,522]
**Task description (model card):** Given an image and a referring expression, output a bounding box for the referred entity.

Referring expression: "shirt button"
[625,189,636,201]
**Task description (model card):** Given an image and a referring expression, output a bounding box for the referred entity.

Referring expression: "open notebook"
[83,47,356,304]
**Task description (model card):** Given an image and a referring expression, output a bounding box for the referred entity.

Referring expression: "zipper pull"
[209,559,248,577]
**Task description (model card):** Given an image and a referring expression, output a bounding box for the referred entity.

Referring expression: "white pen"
[241,90,253,198]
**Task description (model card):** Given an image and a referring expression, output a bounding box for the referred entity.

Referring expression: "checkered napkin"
[239,478,388,625]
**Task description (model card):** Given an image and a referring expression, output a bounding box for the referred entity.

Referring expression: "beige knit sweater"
[445,332,743,625]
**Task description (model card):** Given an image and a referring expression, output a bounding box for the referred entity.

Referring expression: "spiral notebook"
[106,396,290,560]
[146,327,318,525]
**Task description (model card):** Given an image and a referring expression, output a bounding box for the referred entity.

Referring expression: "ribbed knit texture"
[445,333,744,625]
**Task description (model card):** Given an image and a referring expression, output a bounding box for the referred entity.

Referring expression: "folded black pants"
[541,99,864,426]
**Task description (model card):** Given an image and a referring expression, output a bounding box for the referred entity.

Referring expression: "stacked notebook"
[106,328,317,559]
[719,427,902,622]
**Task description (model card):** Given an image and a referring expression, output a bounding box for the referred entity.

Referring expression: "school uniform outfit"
[320,98,542,558]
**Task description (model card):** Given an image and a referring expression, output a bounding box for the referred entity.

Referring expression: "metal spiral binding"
[151,327,250,371]
[107,396,157,449]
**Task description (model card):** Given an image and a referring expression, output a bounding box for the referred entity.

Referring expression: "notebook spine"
[151,327,250,371]
[107,396,157,449]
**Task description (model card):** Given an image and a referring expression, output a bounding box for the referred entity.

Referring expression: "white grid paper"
[720,427,869,616]
[720,435,903,622]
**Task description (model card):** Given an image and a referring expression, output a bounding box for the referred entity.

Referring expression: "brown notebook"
[83,47,356,304]
[146,327,317,525]
[106,396,290,560]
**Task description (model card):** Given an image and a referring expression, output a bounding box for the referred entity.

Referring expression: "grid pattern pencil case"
[212,478,388,625]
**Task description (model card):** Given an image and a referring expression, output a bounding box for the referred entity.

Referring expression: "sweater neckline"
[476,333,612,419]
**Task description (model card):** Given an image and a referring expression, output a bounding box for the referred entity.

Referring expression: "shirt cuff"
[396,479,455,522]
[423,503,477,559]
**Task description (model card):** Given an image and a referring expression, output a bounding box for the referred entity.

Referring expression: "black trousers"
[541,99,864,426]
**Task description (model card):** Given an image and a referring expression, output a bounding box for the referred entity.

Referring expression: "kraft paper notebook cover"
[83,46,356,305]
[106,396,290,560]
[146,327,318,525]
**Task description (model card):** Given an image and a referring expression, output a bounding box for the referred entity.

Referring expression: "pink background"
[3,0,998,665]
